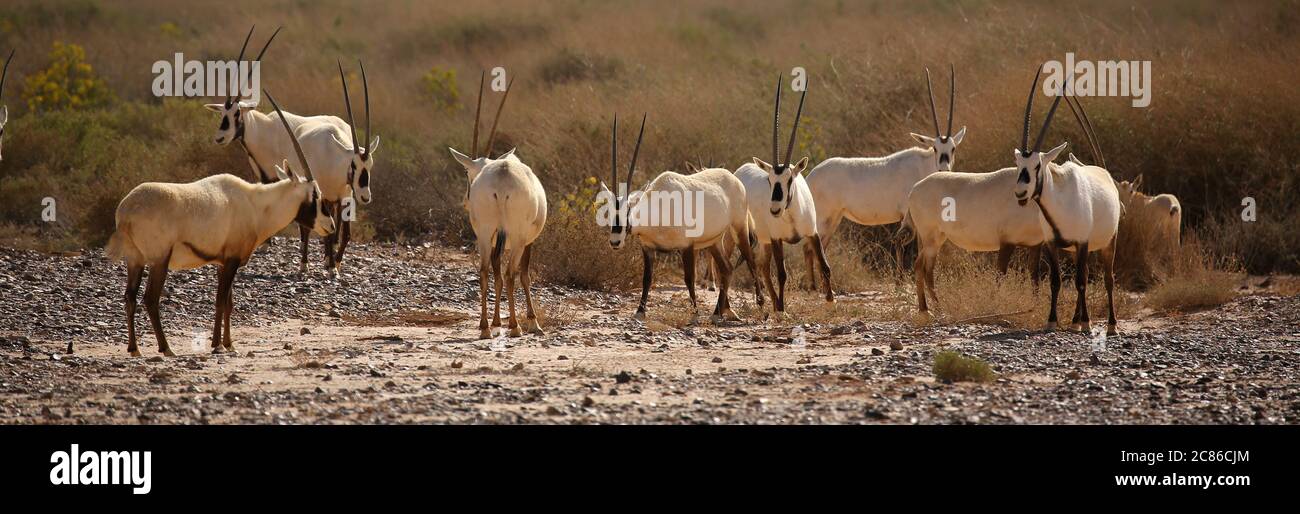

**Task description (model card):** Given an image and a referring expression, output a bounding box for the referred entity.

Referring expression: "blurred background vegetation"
[0,0,1296,293]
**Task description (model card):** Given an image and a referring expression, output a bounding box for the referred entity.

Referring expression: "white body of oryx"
[906,168,1047,254]
[467,154,547,257]
[1036,161,1122,250]
[626,168,751,252]
[735,162,819,244]
[806,147,940,236]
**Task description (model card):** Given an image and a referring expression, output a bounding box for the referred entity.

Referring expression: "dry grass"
[1,0,1294,283]
[1146,236,1240,312]
[933,351,995,383]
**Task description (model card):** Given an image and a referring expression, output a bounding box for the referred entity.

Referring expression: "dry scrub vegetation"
[0,0,1290,317]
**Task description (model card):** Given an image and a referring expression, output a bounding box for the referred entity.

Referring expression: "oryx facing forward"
[449,73,546,339]
[601,114,760,323]
[736,75,833,315]
[106,89,335,356]
[803,66,966,285]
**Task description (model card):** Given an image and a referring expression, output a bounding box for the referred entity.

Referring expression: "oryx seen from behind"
[601,114,760,323]
[448,74,546,339]
[0,49,16,162]
[106,89,335,356]
[736,75,833,315]
[803,65,966,284]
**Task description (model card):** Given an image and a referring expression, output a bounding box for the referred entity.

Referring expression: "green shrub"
[421,67,460,110]
[933,351,995,383]
[22,41,112,113]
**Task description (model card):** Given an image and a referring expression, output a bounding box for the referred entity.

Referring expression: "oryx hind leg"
[708,245,741,323]
[520,244,544,335]
[809,234,834,303]
[505,248,522,338]
[143,252,174,357]
[1070,243,1091,333]
[477,246,492,340]
[124,264,144,356]
[297,225,309,277]
[1101,238,1118,336]
[682,248,699,324]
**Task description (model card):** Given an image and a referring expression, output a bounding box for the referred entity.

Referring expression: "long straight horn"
[1032,77,1068,154]
[1063,94,1098,166]
[625,113,647,201]
[610,113,618,194]
[359,59,371,153]
[264,89,315,182]
[337,60,360,154]
[484,76,515,159]
[925,67,941,138]
[0,49,14,103]
[253,26,281,63]
[471,70,485,158]
[783,80,807,167]
[228,25,256,104]
[1021,64,1043,153]
[1071,94,1105,168]
[772,74,782,166]
[946,63,955,138]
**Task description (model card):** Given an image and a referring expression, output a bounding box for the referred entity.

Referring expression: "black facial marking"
[771,182,784,203]
[358,169,370,189]
[1018,168,1030,184]
[219,116,231,131]
[939,153,950,165]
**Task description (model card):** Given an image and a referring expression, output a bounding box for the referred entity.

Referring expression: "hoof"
[825,295,836,304]
[491,317,503,328]
[1043,322,1059,332]
[1106,324,1119,336]
[528,322,545,336]
[212,346,225,354]
[224,344,237,354]
[710,314,724,324]
[633,310,647,321]
[1069,322,1083,332]
[508,326,523,338]
[478,327,492,340]
[723,309,742,322]
[129,349,142,357]
[161,349,176,357]
[1078,321,1092,333]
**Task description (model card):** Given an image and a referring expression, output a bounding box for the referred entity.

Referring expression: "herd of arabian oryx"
[0,27,1184,358]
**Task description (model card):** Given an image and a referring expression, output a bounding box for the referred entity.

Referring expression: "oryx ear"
[910,133,934,146]
[500,147,517,160]
[685,161,699,173]
[368,136,381,154]
[0,105,7,125]
[1133,174,1144,190]
[237,98,259,110]
[752,157,772,171]
[204,103,226,113]
[599,181,612,196]
[275,159,295,182]
[1042,142,1069,164]
[792,156,810,173]
[449,147,475,171]
[951,126,967,145]
[1068,152,1084,166]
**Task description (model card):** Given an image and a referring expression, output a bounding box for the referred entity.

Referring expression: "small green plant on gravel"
[933,351,995,383]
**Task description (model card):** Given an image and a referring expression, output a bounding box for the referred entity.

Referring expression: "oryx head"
[909,64,965,171]
[337,60,379,204]
[1013,64,1069,207]
[205,25,279,147]
[600,113,646,250]
[265,89,336,237]
[752,74,809,218]
[449,70,515,207]
[0,49,15,162]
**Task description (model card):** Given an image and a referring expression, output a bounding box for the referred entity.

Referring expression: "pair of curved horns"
[337,60,372,155]
[470,71,515,159]
[772,74,807,170]
[611,113,647,203]
[263,89,316,183]
[1064,94,1105,168]
[227,25,281,105]
[924,64,956,138]
[1021,63,1067,155]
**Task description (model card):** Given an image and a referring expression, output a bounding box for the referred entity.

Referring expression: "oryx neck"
[255,179,308,243]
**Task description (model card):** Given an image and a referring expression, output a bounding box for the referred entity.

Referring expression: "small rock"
[890,341,904,351]
[299,327,312,336]
[614,371,632,384]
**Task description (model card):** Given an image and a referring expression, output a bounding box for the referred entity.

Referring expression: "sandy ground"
[2,239,1298,424]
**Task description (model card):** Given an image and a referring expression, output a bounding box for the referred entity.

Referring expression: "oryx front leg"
[634,249,654,321]
[771,240,788,314]
[808,234,834,303]
[708,245,741,323]
[1101,239,1118,336]
[1044,243,1062,332]
[682,248,699,323]
[297,225,309,277]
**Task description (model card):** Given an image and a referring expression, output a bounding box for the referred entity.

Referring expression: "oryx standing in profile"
[802,66,966,284]
[449,72,547,339]
[0,49,17,162]
[736,74,833,315]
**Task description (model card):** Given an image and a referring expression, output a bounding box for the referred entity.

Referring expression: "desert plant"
[933,351,995,383]
[22,41,112,113]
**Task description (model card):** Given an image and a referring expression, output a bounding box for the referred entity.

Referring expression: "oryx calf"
[601,114,760,322]
[105,90,335,356]
[1116,174,1181,251]
[738,75,833,314]
[448,73,546,339]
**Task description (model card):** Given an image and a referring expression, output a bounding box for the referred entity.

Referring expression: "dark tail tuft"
[492,230,507,264]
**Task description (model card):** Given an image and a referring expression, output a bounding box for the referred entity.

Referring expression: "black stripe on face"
[771,182,784,203]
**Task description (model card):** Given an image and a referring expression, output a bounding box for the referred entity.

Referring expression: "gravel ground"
[2,237,1298,424]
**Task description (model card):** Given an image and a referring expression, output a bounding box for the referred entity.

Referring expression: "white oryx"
[1116,174,1181,251]
[802,66,966,284]
[0,49,15,161]
[205,26,378,277]
[105,89,335,357]
[601,114,760,322]
[736,75,833,314]
[448,74,546,340]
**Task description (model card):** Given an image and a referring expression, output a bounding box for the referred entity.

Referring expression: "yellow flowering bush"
[421,67,460,110]
[22,42,112,113]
